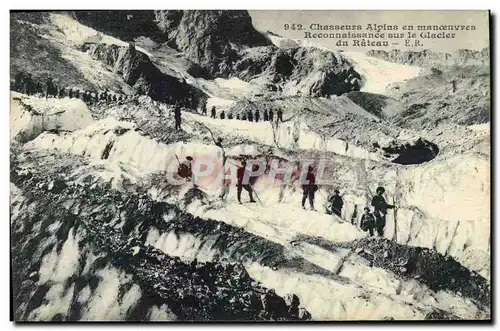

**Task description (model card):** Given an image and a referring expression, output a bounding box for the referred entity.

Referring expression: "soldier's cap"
[334,189,340,193]
[186,156,193,161]
[376,186,385,193]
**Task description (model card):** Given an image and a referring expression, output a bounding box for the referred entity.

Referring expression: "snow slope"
[22,106,489,278]
[343,52,423,95]
[12,150,488,321]
[10,18,490,321]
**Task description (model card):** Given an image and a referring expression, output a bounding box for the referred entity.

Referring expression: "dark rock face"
[86,43,206,107]
[154,9,363,97]
[155,10,272,77]
[234,46,362,97]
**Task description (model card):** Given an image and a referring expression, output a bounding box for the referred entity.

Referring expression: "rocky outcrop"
[154,10,272,77]
[234,46,362,97]
[366,48,489,68]
[153,10,361,97]
[389,65,490,129]
[307,237,490,309]
[86,43,207,107]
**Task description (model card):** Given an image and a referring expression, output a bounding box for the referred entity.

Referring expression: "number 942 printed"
[283,23,304,30]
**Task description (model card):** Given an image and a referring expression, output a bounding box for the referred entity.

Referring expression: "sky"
[248,10,490,52]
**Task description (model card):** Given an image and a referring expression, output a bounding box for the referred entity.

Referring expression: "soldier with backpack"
[58,87,66,98]
[327,189,344,217]
[371,186,394,236]
[360,207,376,236]
[177,156,195,185]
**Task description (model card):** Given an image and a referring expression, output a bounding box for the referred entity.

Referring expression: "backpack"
[177,163,191,178]
[360,214,374,232]
[360,217,369,231]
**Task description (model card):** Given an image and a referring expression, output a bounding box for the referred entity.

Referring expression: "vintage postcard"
[10,10,490,321]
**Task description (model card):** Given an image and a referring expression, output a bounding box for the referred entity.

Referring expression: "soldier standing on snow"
[247,109,253,122]
[22,73,35,95]
[254,110,260,122]
[57,87,64,98]
[360,207,376,236]
[263,109,269,122]
[371,186,394,237]
[220,110,225,120]
[13,72,25,92]
[174,103,182,131]
[277,109,284,122]
[236,159,257,204]
[216,138,231,201]
[44,77,57,98]
[301,166,317,210]
[211,106,216,119]
[269,109,274,122]
[327,189,344,217]
[35,82,43,96]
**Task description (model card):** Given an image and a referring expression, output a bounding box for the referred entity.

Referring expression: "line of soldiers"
[266,162,393,237]
[12,72,133,105]
[178,140,394,238]
[202,105,284,123]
